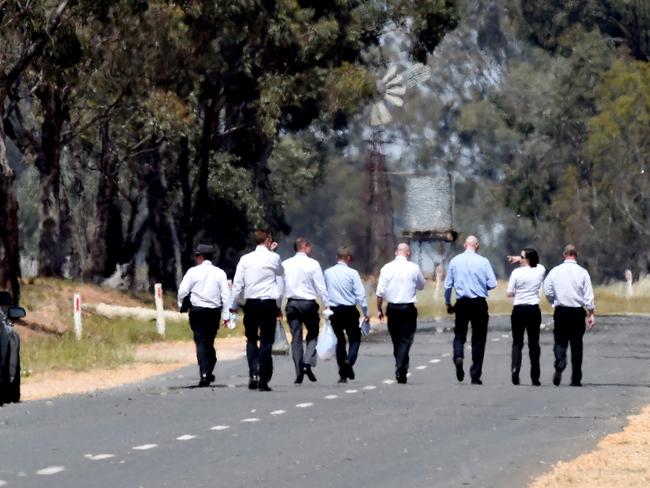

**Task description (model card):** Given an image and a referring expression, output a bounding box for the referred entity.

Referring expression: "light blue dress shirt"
[444,250,497,304]
[324,262,369,316]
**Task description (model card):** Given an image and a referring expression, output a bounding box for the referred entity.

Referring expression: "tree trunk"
[0,117,21,304]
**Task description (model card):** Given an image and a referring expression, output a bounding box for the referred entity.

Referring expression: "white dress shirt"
[376,256,425,304]
[543,260,595,310]
[507,264,546,306]
[281,252,329,306]
[177,260,230,319]
[230,245,284,309]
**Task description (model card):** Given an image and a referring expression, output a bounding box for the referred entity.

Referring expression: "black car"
[0,291,25,405]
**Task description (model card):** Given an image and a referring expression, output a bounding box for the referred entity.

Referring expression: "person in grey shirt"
[543,244,595,387]
[324,246,369,383]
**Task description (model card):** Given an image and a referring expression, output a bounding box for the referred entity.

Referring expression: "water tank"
[402,174,456,241]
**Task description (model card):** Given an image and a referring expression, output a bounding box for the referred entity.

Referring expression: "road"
[1,315,649,488]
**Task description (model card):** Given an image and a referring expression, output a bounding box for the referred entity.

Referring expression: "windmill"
[361,63,431,273]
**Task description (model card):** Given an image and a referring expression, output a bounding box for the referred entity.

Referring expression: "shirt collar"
[295,252,308,258]
[394,255,407,261]
[563,259,577,264]
[255,245,269,252]
[464,249,477,254]
[336,260,349,266]
[200,260,212,266]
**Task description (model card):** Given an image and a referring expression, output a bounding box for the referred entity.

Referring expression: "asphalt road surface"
[1,315,649,488]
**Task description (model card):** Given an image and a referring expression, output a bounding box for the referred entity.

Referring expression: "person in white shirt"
[543,244,595,387]
[376,243,425,384]
[229,229,284,392]
[177,244,230,387]
[506,248,546,386]
[324,246,369,383]
[281,238,330,384]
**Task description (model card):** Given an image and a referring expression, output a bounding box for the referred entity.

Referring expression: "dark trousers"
[330,305,361,371]
[243,299,278,383]
[511,304,541,382]
[553,306,586,384]
[453,297,489,381]
[386,303,417,376]
[285,299,320,376]
[188,307,221,378]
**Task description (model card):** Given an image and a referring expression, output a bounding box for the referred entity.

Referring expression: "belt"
[287,298,316,302]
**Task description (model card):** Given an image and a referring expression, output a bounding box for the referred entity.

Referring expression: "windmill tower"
[361,63,431,273]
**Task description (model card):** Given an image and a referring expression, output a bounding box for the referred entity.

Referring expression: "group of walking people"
[177,230,595,391]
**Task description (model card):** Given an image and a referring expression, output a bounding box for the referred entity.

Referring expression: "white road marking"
[362,385,376,390]
[345,389,358,394]
[250,409,257,413]
[416,365,427,370]
[501,334,510,338]
[132,444,158,451]
[176,434,196,441]
[227,384,236,388]
[429,359,441,364]
[0,480,7,486]
[295,402,314,408]
[406,372,412,377]
[210,425,230,431]
[241,418,261,423]
[442,353,451,357]
[324,394,338,399]
[491,338,500,342]
[382,379,395,384]
[270,410,286,415]
[84,454,114,461]
[36,466,65,476]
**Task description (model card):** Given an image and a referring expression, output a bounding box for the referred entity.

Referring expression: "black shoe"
[396,371,408,384]
[303,366,317,382]
[532,379,541,386]
[348,365,355,380]
[257,382,272,392]
[471,378,483,385]
[198,377,211,388]
[454,357,464,382]
[248,375,259,390]
[294,373,304,385]
[570,381,582,387]
[338,377,347,383]
[553,370,562,386]
[208,374,216,383]
[511,370,520,385]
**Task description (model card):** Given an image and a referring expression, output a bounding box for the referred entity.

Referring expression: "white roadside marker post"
[73,293,82,341]
[154,283,166,337]
[624,269,633,299]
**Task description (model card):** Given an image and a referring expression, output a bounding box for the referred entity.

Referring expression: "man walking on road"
[177,244,230,387]
[445,235,497,385]
[324,246,369,383]
[282,238,330,384]
[230,230,284,392]
[543,244,595,387]
[376,243,425,384]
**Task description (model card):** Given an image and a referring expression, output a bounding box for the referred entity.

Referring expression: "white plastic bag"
[316,319,337,360]
[272,319,290,355]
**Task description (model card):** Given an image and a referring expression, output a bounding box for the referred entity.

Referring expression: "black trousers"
[511,304,541,382]
[386,303,417,376]
[243,299,278,383]
[285,299,320,376]
[330,305,361,372]
[453,297,489,381]
[553,306,586,384]
[188,306,221,379]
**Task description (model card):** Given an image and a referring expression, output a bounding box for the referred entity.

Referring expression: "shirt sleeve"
[485,260,497,290]
[219,271,231,320]
[230,260,245,310]
[177,268,194,309]
[353,271,369,316]
[312,264,330,308]
[444,261,454,304]
[376,265,388,298]
[543,270,555,305]
[506,270,516,297]
[582,271,595,311]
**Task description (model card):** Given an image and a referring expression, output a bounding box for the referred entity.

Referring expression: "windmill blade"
[404,63,432,89]
[376,100,392,125]
[381,65,398,84]
[370,104,382,126]
[386,85,406,96]
[385,73,404,88]
[384,93,404,107]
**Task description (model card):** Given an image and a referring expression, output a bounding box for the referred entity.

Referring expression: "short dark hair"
[522,248,539,267]
[294,237,310,252]
[563,244,577,258]
[254,229,271,245]
[336,246,353,260]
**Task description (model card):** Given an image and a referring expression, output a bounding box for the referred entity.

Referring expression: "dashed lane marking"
[324,394,338,399]
[362,385,377,390]
[210,425,230,431]
[501,334,510,338]
[442,353,451,357]
[491,338,501,342]
[416,365,427,370]
[132,444,158,451]
[0,480,7,486]
[176,435,196,441]
[84,454,114,461]
[295,402,314,408]
[36,466,65,476]
[270,410,286,415]
[241,418,261,423]
[382,379,395,384]
[345,389,358,394]
[429,359,441,364]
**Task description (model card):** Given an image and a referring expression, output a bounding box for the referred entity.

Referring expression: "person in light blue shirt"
[444,235,497,385]
[324,246,369,383]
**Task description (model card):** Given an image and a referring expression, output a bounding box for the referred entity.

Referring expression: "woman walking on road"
[506,248,546,386]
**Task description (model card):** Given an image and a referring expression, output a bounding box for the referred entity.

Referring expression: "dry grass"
[530,405,650,488]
